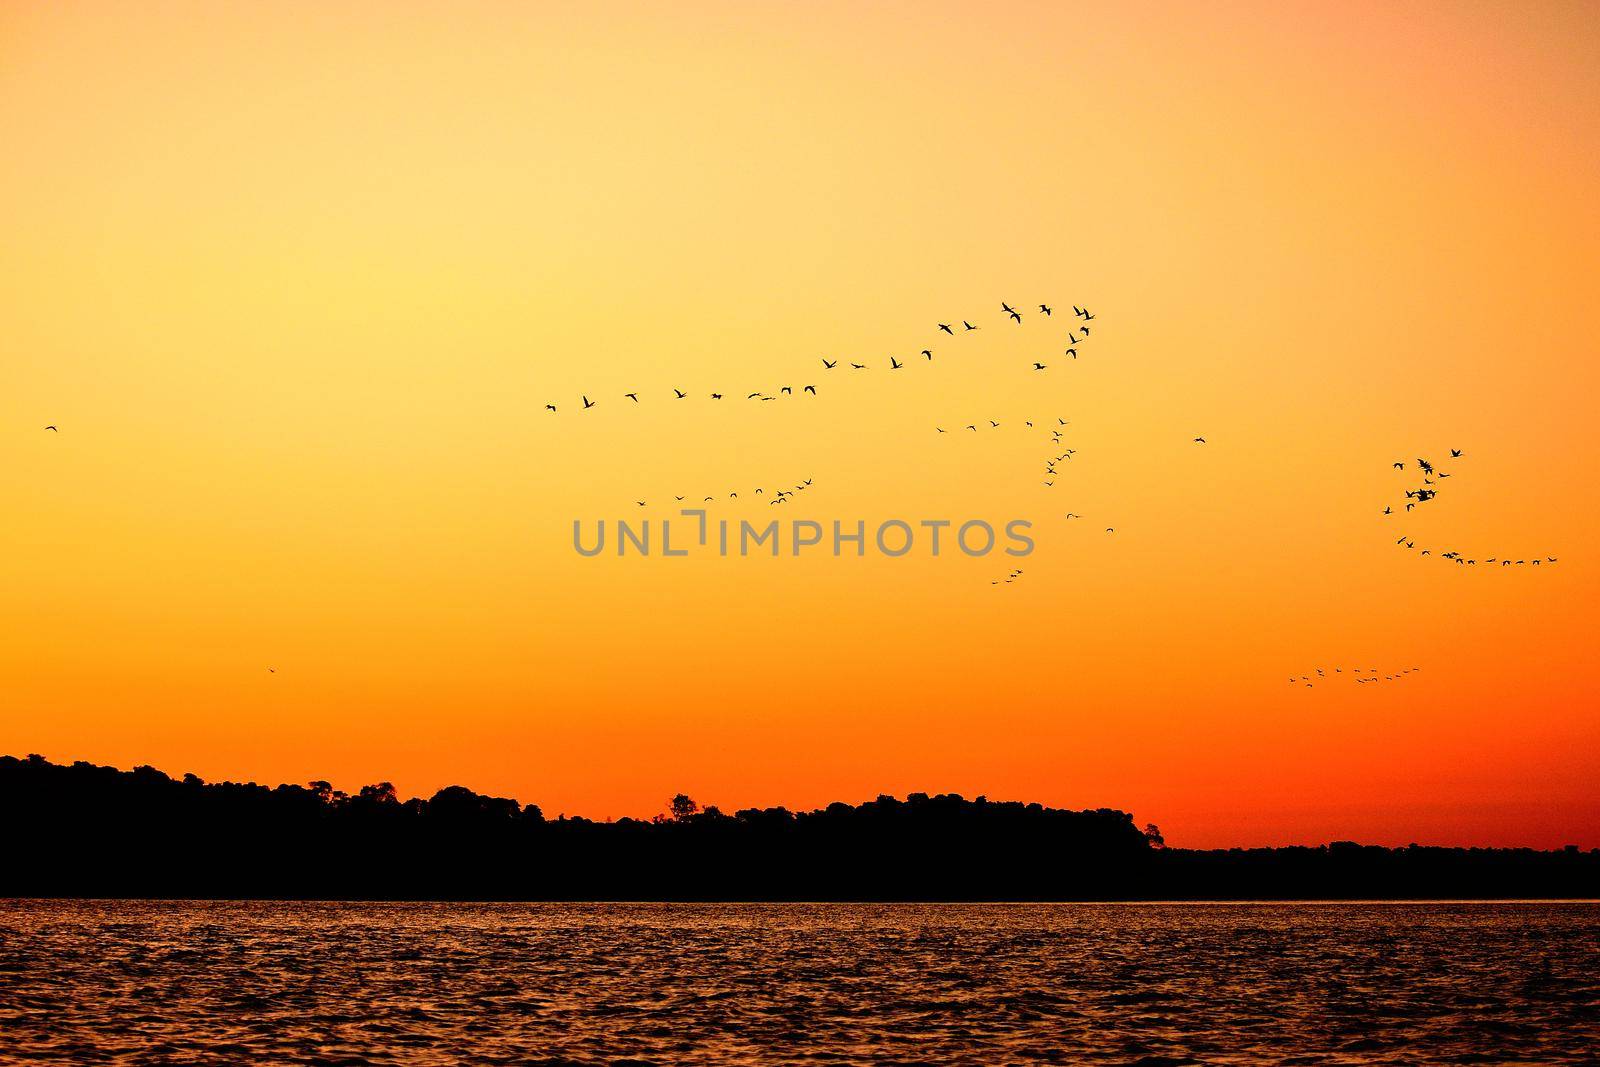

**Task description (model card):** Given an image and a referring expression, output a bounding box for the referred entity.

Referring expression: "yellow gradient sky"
[4,1,1598,846]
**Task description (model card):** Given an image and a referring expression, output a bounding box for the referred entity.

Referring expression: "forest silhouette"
[3,754,1594,900]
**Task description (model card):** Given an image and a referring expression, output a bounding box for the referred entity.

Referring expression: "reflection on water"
[1,901,1596,1064]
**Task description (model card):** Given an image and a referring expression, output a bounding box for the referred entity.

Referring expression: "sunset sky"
[4,1,1598,848]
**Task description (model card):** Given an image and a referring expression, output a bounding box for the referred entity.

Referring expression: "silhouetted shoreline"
[4,754,1595,901]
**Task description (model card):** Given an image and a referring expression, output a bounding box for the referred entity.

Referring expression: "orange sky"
[4,1,1598,848]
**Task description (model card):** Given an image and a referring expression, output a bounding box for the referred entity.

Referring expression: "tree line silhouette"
[3,755,1594,900]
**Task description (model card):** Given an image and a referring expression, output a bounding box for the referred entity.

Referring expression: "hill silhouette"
[2,754,1595,900]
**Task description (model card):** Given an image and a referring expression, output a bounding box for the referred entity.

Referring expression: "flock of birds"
[542,305,1100,417]
[36,295,1569,693]
[1382,451,1463,515]
[1291,667,1422,689]
[1384,451,1560,568]
[633,478,816,509]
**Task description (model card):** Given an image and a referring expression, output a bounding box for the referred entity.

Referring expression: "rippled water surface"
[1,901,1597,1065]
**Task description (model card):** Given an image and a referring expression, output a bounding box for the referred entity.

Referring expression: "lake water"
[1,901,1595,1064]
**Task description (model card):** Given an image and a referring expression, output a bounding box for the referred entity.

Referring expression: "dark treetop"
[3,754,1595,900]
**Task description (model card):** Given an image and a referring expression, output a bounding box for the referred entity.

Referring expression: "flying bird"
[803,385,816,395]
[674,389,687,399]
[1039,304,1052,316]
[1065,348,1077,359]
[1008,310,1022,323]
[851,362,867,370]
[963,321,978,331]
[1001,302,1016,314]
[626,393,639,402]
[711,393,723,399]
[545,405,556,412]
[781,386,792,394]
[1193,437,1206,443]
[44,425,58,432]
[1033,362,1048,370]
[582,396,595,409]
[1450,448,1463,457]
[938,324,954,334]
[890,356,902,369]
[922,349,932,360]
[823,358,838,369]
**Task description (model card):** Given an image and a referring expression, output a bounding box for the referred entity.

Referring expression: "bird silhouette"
[545,405,557,413]
[1039,304,1052,316]
[1193,437,1206,443]
[822,358,838,369]
[1450,448,1463,457]
[267,667,276,673]
[674,389,687,399]
[963,321,978,331]
[803,385,816,395]
[922,349,933,360]
[1033,362,1048,370]
[1065,513,1081,519]
[781,386,792,395]
[1001,302,1016,314]
[890,356,902,369]
[1008,310,1022,323]
[851,362,867,370]
[582,396,595,409]
[938,323,954,334]
[44,425,58,432]
[1393,462,1405,470]
[626,393,639,402]
[989,420,999,428]
[1074,306,1095,320]
[711,393,723,399]
[1065,348,1077,359]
